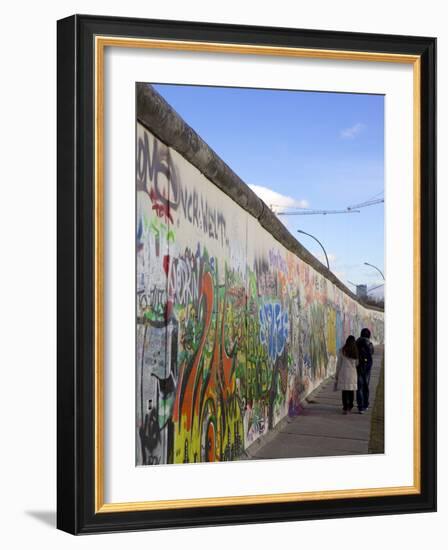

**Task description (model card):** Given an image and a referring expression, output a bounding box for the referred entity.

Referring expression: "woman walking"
[334,335,359,414]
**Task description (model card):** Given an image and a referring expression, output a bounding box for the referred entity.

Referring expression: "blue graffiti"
[336,310,344,351]
[259,303,289,360]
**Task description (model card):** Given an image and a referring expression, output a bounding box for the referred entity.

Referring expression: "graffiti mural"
[136,122,384,466]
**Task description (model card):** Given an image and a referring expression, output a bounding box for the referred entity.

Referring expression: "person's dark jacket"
[356,336,374,371]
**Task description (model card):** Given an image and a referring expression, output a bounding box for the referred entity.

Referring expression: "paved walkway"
[247,344,384,459]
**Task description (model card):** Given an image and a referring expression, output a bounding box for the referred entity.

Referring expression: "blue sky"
[153,84,384,295]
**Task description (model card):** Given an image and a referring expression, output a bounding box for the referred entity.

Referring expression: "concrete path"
[247,344,384,460]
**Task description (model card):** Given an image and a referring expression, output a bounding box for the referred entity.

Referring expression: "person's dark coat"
[356,336,374,370]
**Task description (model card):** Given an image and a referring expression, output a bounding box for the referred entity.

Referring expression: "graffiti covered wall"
[136,121,384,466]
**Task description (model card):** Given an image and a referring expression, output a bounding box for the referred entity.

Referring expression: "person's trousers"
[356,366,371,410]
[342,390,354,411]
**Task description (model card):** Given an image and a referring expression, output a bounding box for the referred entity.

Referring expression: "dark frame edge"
[56,14,437,535]
[419,36,437,514]
[57,14,79,535]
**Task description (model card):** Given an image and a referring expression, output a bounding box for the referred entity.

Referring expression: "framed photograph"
[57,14,436,534]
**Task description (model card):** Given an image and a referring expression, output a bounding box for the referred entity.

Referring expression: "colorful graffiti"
[136,123,384,466]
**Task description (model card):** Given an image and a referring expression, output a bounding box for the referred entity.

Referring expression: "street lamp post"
[364,262,385,281]
[297,230,330,270]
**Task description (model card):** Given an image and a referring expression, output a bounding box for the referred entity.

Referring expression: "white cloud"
[340,122,365,139]
[248,184,309,213]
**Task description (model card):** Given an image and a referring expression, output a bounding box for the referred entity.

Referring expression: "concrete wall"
[136,98,384,466]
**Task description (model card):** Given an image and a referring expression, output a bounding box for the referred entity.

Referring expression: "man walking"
[356,328,374,413]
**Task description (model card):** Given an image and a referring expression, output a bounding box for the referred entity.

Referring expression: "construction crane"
[269,192,384,216]
[347,198,384,210]
[272,206,360,216]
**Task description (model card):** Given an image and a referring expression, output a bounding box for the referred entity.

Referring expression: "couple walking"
[334,328,374,414]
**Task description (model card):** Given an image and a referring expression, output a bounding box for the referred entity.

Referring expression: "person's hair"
[360,328,371,339]
[342,335,358,359]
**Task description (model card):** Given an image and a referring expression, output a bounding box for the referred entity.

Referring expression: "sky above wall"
[152,83,385,295]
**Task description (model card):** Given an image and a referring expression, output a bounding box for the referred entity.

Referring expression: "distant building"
[356,284,368,298]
